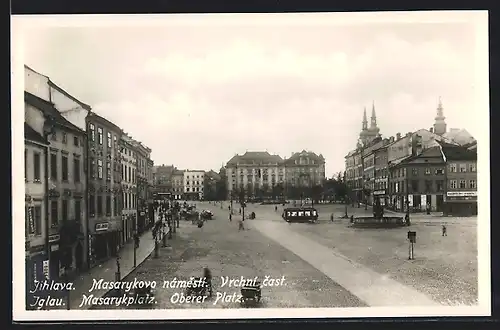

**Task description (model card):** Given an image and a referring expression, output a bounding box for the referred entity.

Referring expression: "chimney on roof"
[430,127,433,133]
[389,136,394,143]
[396,133,401,140]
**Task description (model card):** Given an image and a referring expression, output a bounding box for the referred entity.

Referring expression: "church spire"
[370,100,377,128]
[362,107,368,130]
[433,96,447,135]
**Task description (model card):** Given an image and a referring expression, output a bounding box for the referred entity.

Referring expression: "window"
[97,159,103,179]
[435,168,444,175]
[62,155,68,181]
[89,194,95,216]
[114,196,118,215]
[33,152,41,182]
[25,149,28,180]
[449,163,457,173]
[459,179,467,189]
[128,167,131,183]
[34,206,42,235]
[424,168,431,175]
[50,201,58,227]
[132,169,135,183]
[73,136,79,146]
[187,188,190,192]
[51,131,57,141]
[459,164,467,172]
[97,196,103,216]
[62,200,68,222]
[425,180,432,192]
[107,132,112,148]
[75,200,81,222]
[89,123,95,141]
[97,127,103,145]
[436,180,444,192]
[114,135,117,148]
[50,153,57,180]
[74,158,81,182]
[122,164,125,181]
[469,180,476,189]
[411,180,419,192]
[106,161,111,181]
[62,132,67,144]
[90,158,96,179]
[469,163,476,172]
[449,180,457,189]
[106,195,111,216]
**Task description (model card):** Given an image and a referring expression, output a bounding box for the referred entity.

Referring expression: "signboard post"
[407,231,416,260]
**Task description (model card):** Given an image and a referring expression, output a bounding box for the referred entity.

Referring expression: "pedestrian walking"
[239,208,241,215]
[330,213,334,222]
[238,219,245,231]
[442,224,447,236]
[229,213,232,222]
[275,205,278,212]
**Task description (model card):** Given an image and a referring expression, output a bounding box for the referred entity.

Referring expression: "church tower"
[433,97,447,136]
[370,101,380,136]
[362,107,368,130]
[359,103,380,146]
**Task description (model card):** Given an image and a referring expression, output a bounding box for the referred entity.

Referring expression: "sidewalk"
[69,229,156,309]
[249,220,441,307]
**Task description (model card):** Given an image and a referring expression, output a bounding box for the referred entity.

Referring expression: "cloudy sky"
[18,12,488,176]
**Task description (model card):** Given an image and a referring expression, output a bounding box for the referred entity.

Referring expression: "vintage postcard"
[12,11,490,321]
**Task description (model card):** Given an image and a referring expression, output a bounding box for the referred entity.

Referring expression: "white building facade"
[120,134,137,244]
[183,170,205,200]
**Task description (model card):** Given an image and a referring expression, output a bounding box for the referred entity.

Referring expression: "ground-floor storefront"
[88,219,122,268]
[387,193,444,212]
[121,212,136,244]
[25,247,48,310]
[183,192,201,201]
[443,191,477,216]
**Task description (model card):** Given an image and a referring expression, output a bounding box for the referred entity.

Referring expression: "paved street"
[245,203,478,306]
[93,201,366,309]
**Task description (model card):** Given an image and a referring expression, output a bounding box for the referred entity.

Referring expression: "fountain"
[350,198,408,228]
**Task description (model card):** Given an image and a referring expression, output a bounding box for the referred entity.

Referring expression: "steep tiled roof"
[24,123,48,145]
[437,141,477,161]
[227,151,283,165]
[400,146,444,164]
[25,92,84,134]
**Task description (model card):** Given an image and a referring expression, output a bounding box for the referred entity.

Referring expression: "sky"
[18,12,487,177]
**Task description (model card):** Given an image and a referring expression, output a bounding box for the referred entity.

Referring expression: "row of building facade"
[151,150,327,202]
[24,65,155,291]
[344,101,478,216]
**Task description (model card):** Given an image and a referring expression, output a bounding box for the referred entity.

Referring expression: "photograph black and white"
[12,11,490,321]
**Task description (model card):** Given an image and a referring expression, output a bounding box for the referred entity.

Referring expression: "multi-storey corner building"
[225,150,325,199]
[132,141,152,233]
[183,170,205,200]
[152,164,175,198]
[87,113,123,264]
[172,169,184,200]
[120,133,137,244]
[362,138,390,205]
[284,151,325,198]
[25,90,88,281]
[24,123,49,302]
[441,142,477,216]
[203,170,222,200]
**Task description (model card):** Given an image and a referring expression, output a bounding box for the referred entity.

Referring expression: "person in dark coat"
[442,224,447,236]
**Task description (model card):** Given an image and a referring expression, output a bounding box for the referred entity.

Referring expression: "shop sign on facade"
[373,190,386,196]
[42,260,50,280]
[447,191,477,197]
[95,222,109,232]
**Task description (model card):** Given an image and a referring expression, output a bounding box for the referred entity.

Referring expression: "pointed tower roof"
[362,107,368,130]
[370,100,377,128]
